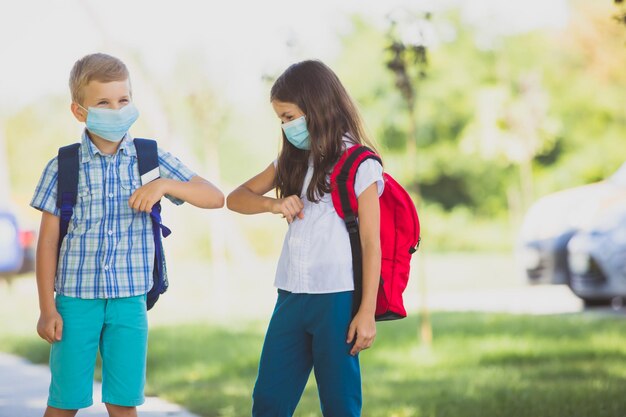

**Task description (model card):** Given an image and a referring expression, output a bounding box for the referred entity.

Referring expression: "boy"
[30,53,224,417]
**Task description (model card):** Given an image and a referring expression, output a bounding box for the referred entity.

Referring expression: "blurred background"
[1,1,626,416]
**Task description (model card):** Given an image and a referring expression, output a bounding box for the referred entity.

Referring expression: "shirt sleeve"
[354,158,384,198]
[30,157,60,216]
[157,147,197,205]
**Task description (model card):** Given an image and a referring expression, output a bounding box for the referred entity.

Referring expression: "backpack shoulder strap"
[133,138,171,311]
[133,138,160,185]
[330,145,382,222]
[330,144,382,317]
[56,143,81,255]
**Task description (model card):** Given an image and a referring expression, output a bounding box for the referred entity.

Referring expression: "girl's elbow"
[225,192,237,211]
[226,187,246,211]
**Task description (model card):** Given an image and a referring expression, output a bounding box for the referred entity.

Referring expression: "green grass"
[2,312,625,417]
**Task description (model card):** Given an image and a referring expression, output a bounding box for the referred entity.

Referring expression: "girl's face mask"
[78,103,139,143]
[282,116,311,150]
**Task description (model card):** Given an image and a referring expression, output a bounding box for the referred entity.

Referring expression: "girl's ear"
[70,102,87,123]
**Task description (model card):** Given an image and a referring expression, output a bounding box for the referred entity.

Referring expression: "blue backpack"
[56,138,171,310]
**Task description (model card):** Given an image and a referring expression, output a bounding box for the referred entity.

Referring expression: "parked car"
[518,182,616,285]
[518,163,626,289]
[0,209,36,279]
[567,193,626,307]
[0,210,24,276]
[17,227,36,274]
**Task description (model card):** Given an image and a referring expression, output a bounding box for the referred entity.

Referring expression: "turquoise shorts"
[48,294,148,409]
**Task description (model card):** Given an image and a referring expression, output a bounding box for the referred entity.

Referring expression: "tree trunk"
[407,105,431,347]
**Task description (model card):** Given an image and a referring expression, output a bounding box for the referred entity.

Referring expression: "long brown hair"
[271,60,376,202]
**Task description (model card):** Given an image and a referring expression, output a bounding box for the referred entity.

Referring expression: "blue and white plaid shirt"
[30,131,195,299]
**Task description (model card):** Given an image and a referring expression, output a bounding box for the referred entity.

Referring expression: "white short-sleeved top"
[273,140,384,294]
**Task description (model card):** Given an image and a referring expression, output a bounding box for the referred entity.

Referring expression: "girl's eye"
[97,101,108,106]
[120,99,129,104]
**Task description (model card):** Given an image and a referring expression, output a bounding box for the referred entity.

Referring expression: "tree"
[615,0,626,27]
[384,10,433,346]
[460,73,559,222]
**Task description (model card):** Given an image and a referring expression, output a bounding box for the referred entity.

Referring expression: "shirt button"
[108,230,113,236]
[104,265,109,271]
[108,193,114,198]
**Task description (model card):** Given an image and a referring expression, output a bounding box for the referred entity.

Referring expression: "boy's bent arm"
[130,175,224,212]
[162,175,224,209]
[35,211,63,343]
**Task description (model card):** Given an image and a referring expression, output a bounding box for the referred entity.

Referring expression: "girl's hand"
[129,178,169,213]
[272,195,304,223]
[37,310,63,344]
[347,310,376,356]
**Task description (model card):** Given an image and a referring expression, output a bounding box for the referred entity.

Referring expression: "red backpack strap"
[330,145,382,220]
[330,144,382,317]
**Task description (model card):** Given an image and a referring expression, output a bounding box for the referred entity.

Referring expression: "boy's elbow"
[210,192,225,209]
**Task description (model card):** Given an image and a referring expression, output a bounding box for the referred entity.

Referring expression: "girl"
[227,60,384,417]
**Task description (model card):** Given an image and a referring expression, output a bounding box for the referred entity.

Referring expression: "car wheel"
[581,297,611,308]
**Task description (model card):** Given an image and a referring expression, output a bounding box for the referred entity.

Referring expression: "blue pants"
[252,290,361,417]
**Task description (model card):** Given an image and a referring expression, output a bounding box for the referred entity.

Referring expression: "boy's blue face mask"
[281,116,311,150]
[78,103,139,143]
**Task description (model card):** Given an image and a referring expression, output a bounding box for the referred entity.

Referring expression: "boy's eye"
[97,101,108,106]
[120,99,129,104]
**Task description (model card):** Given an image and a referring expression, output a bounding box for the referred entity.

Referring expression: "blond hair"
[69,53,130,105]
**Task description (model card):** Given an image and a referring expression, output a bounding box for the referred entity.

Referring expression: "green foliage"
[336,3,626,221]
[4,2,626,253]
[5,96,78,207]
[418,203,513,252]
[3,312,626,417]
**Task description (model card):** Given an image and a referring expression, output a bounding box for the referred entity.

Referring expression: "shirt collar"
[79,130,136,163]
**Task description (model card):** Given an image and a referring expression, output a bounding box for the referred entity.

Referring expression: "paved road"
[0,352,200,417]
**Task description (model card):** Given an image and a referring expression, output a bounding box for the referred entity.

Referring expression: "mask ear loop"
[75,103,89,120]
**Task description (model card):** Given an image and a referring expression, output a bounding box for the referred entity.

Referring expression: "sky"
[0,0,569,111]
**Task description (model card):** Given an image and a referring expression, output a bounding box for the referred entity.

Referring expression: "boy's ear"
[70,102,87,123]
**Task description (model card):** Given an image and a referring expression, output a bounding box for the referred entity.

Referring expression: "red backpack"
[330,145,420,321]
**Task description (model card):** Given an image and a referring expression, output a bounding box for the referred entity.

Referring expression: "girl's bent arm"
[227,163,279,215]
[228,163,305,222]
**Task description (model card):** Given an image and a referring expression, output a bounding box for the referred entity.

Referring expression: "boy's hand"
[129,178,169,213]
[272,195,304,223]
[347,310,376,356]
[37,310,63,344]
